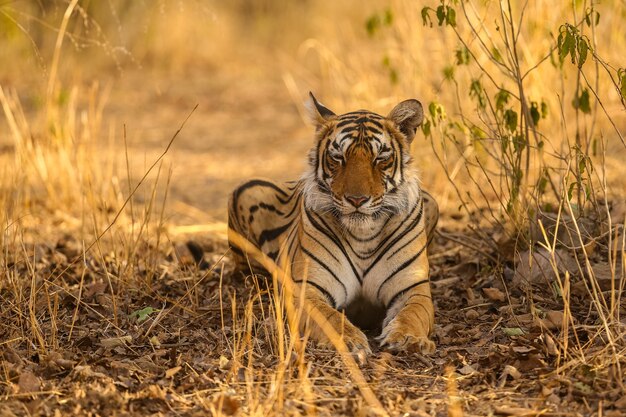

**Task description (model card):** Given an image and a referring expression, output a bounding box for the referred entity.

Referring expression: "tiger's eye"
[328,153,343,165]
[376,153,392,164]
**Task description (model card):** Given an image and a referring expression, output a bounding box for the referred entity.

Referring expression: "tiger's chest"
[293,198,427,305]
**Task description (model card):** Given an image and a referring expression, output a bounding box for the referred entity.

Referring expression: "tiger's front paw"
[313,320,372,365]
[378,321,435,354]
[344,327,372,365]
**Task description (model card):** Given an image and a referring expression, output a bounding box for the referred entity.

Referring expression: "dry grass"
[1,0,625,416]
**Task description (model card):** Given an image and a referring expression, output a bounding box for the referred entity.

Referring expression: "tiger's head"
[303,93,424,229]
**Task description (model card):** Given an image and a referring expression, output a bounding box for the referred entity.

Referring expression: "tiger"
[227,93,439,357]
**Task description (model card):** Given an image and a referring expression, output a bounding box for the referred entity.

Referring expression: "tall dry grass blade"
[46,0,80,119]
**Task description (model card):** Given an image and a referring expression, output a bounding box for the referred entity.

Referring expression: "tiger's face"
[304,93,424,227]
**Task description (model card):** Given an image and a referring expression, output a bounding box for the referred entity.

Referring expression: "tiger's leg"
[297,285,371,361]
[290,238,371,359]
[377,274,435,354]
[377,193,438,354]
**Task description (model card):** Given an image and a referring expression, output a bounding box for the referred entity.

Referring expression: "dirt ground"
[103,69,311,223]
[2,202,625,416]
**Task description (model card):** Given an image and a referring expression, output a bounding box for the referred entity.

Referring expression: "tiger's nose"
[345,195,370,208]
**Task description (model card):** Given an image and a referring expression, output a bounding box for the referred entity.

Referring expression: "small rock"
[465,309,479,320]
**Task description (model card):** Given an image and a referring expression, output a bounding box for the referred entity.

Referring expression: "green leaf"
[592,136,597,156]
[365,15,380,36]
[383,8,394,25]
[574,381,593,395]
[492,47,503,64]
[469,79,486,109]
[429,102,438,119]
[471,126,486,140]
[558,30,572,62]
[446,6,456,27]
[421,7,432,27]
[495,89,510,111]
[129,307,159,323]
[585,9,600,27]
[455,46,470,65]
[389,68,398,84]
[513,134,525,152]
[567,182,576,201]
[502,327,525,337]
[541,100,549,118]
[577,39,588,68]
[530,102,541,126]
[422,119,432,137]
[436,5,446,26]
[443,65,455,80]
[579,156,586,175]
[503,109,518,132]
[428,102,446,125]
[537,174,548,194]
[572,88,591,114]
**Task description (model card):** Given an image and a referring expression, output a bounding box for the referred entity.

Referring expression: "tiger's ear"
[387,99,424,144]
[306,92,336,128]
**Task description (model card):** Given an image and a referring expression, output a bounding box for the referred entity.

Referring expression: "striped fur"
[228,94,438,356]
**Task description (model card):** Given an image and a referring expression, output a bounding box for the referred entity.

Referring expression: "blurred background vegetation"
[0,0,624,229]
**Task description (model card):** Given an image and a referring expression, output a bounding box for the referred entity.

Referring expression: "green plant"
[418,0,624,244]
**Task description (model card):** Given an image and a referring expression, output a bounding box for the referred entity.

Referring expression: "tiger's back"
[228,179,303,268]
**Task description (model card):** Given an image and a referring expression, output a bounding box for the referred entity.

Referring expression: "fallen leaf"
[483,287,505,302]
[502,365,521,379]
[72,365,108,380]
[543,334,559,356]
[573,381,593,395]
[465,309,479,320]
[494,405,537,416]
[165,366,181,379]
[502,327,525,337]
[46,351,75,370]
[545,310,565,329]
[532,213,599,250]
[83,281,107,299]
[101,335,132,348]
[517,353,547,372]
[572,262,622,296]
[149,336,161,347]
[511,345,533,354]
[129,306,159,323]
[18,371,40,393]
[458,364,478,375]
[615,395,626,409]
[514,248,578,289]
[219,355,230,370]
[498,365,522,388]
